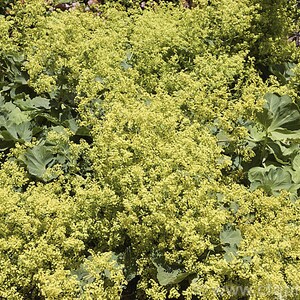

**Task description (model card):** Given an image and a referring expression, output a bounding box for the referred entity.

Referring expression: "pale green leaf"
[23,145,55,178]
[153,262,190,286]
[220,228,242,247]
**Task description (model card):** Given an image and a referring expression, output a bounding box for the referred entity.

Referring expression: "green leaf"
[22,145,56,179]
[5,121,32,142]
[75,126,91,136]
[223,245,238,262]
[151,252,192,286]
[103,252,124,279]
[220,228,242,247]
[248,125,265,142]
[62,118,79,133]
[269,63,296,84]
[120,52,133,70]
[289,155,300,184]
[0,139,14,151]
[265,93,283,114]
[2,101,16,112]
[8,107,30,125]
[14,96,50,110]
[2,85,11,92]
[71,262,94,289]
[248,165,300,196]
[95,76,104,83]
[269,128,300,140]
[120,61,132,70]
[292,154,300,171]
[220,226,242,262]
[257,94,300,138]
[266,141,298,165]
[14,75,27,85]
[153,262,190,286]
[30,97,51,109]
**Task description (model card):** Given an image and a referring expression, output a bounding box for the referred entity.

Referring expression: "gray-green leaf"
[153,262,190,286]
[220,228,242,247]
[22,145,55,179]
[248,165,299,196]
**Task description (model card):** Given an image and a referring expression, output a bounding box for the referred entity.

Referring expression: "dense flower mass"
[0,0,300,299]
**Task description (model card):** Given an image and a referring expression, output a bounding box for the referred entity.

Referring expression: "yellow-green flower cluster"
[0,0,300,299]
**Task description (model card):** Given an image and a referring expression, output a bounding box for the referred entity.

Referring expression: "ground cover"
[0,1,300,299]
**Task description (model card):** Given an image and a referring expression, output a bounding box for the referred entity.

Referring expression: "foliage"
[0,51,92,182]
[0,0,300,299]
[250,0,299,64]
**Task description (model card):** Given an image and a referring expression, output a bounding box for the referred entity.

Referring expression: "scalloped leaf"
[220,228,242,247]
[248,165,300,197]
[22,145,56,179]
[153,262,191,286]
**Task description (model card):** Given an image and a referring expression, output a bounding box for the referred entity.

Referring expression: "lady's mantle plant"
[0,0,300,299]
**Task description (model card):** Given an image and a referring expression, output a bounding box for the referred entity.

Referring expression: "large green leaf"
[153,261,191,286]
[248,165,300,196]
[5,121,32,142]
[248,124,266,142]
[246,93,300,173]
[269,62,296,85]
[22,145,56,179]
[8,106,30,125]
[289,154,300,184]
[256,93,300,139]
[220,226,242,262]
[266,140,299,165]
[14,96,50,110]
[269,128,300,140]
[292,154,300,173]
[220,228,242,247]
[265,93,291,115]
[151,252,192,286]
[223,245,238,263]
